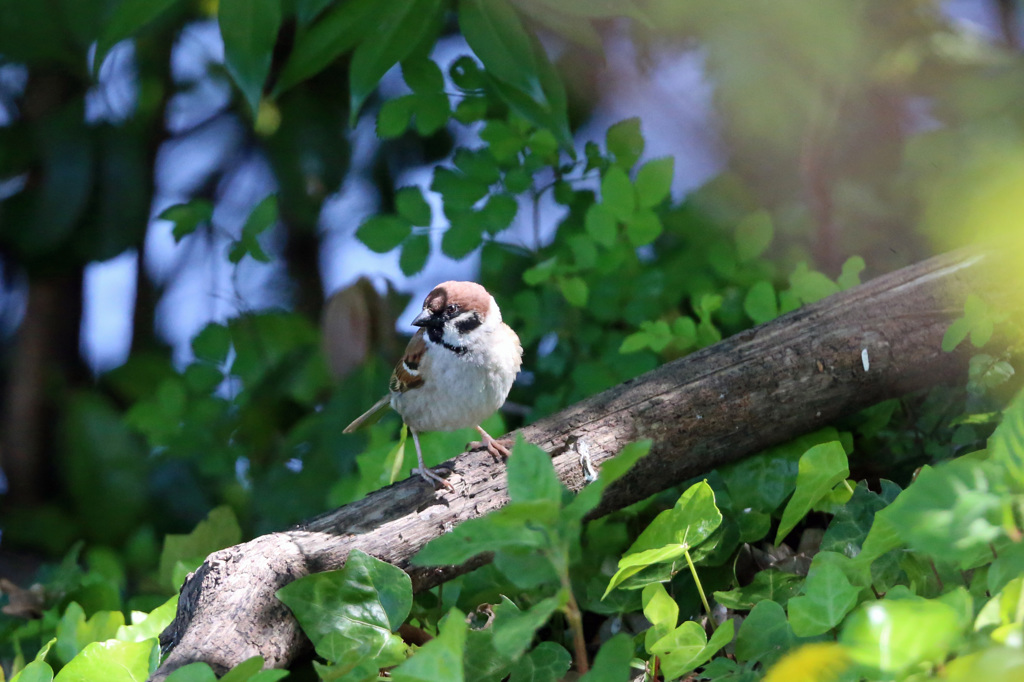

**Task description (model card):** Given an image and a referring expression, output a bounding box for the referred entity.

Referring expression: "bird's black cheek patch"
[455,313,482,334]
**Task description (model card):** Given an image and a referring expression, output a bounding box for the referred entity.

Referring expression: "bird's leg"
[468,425,512,461]
[411,428,454,491]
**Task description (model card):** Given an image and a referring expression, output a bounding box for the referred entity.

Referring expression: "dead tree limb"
[153,248,1009,679]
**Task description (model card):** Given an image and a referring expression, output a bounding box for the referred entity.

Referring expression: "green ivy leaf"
[219,0,281,116]
[390,609,467,682]
[164,662,217,682]
[601,166,635,222]
[989,389,1024,491]
[604,481,722,594]
[158,506,241,591]
[276,549,411,667]
[734,600,796,668]
[399,233,431,277]
[577,633,633,682]
[942,317,972,352]
[492,594,564,658]
[558,276,589,307]
[788,262,840,304]
[52,639,155,682]
[775,441,850,545]
[840,598,964,674]
[642,583,678,650]
[735,210,773,262]
[605,118,643,169]
[56,603,125,664]
[743,280,778,324]
[652,619,734,679]
[634,157,673,208]
[714,570,803,610]
[349,0,443,122]
[160,200,214,242]
[357,215,412,253]
[584,203,618,248]
[838,255,865,289]
[507,642,572,681]
[275,0,376,94]
[787,553,861,636]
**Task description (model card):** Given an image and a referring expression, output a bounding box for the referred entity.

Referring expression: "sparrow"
[343,281,523,489]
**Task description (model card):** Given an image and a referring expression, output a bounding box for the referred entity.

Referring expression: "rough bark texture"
[153,248,1005,679]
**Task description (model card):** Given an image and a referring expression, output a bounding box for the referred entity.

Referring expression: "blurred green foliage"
[2,0,1024,679]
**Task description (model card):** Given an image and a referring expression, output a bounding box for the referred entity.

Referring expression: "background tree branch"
[153,247,1006,679]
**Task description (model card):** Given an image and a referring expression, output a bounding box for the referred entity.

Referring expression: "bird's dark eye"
[446,303,459,315]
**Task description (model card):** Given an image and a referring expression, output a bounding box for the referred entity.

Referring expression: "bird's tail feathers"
[342,395,392,433]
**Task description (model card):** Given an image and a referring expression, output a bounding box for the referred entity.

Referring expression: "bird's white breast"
[391,323,520,432]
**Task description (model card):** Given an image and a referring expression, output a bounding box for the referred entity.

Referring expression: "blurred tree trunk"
[2,274,85,505]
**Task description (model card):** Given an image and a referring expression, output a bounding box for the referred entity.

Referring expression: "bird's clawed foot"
[414,465,454,492]
[467,426,513,462]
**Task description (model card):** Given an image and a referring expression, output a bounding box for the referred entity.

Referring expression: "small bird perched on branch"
[343,281,523,489]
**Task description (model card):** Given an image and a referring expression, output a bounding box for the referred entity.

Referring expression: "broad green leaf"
[605,481,722,594]
[95,0,183,73]
[735,210,773,262]
[412,92,450,135]
[219,0,281,116]
[714,570,803,610]
[787,553,861,636]
[837,256,865,289]
[735,600,797,668]
[441,222,484,259]
[356,215,412,254]
[11,638,56,682]
[635,157,673,208]
[819,483,890,558]
[871,458,1004,569]
[391,609,466,682]
[988,389,1024,491]
[775,441,850,545]
[788,263,840,304]
[558,276,588,307]
[276,549,411,667]
[584,203,618,248]
[395,187,431,227]
[52,639,154,682]
[402,58,444,93]
[625,209,661,247]
[454,148,501,185]
[601,166,635,222]
[942,317,971,352]
[413,499,561,566]
[508,437,564,504]
[349,0,443,121]
[159,200,214,242]
[642,583,678,650]
[221,657,288,682]
[399,233,431,277]
[492,594,564,657]
[481,121,526,163]
[606,118,643,169]
[481,193,518,234]
[230,194,278,263]
[378,95,416,139]
[577,633,633,682]
[159,506,241,591]
[508,642,572,682]
[840,598,964,674]
[56,603,125,664]
[116,596,178,643]
[192,323,231,365]
[654,619,734,679]
[432,168,490,208]
[744,280,778,324]
[460,0,542,103]
[275,0,376,94]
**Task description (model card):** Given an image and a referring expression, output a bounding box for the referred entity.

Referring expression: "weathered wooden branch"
[152,248,1009,679]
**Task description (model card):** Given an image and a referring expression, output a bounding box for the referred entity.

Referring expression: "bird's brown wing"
[389,329,427,393]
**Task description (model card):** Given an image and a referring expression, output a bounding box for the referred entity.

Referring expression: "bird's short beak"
[411,309,434,327]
